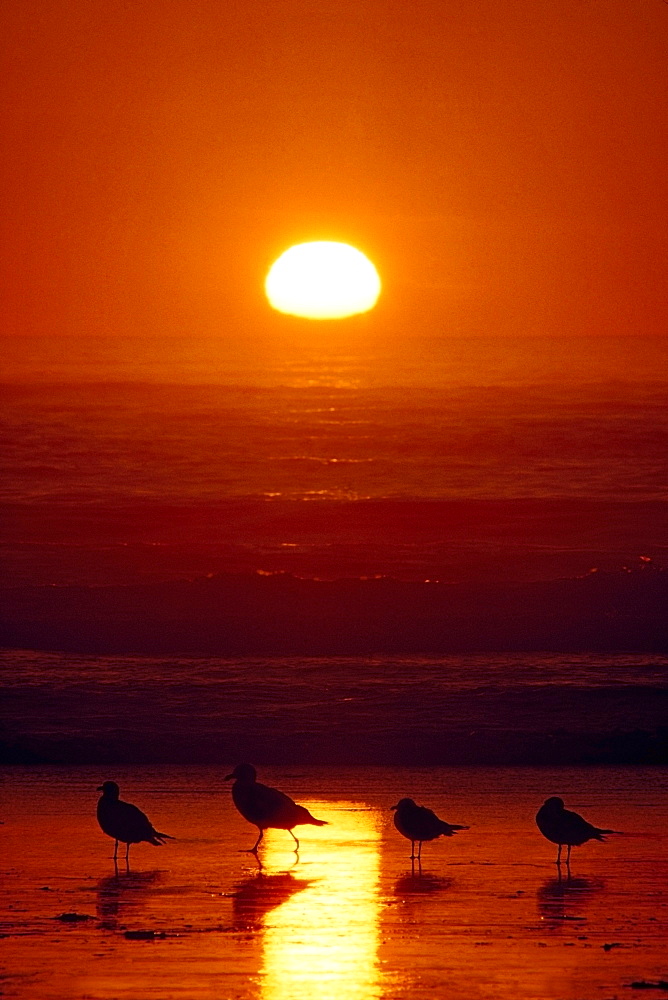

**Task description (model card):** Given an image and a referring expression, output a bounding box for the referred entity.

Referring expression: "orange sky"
[2,0,667,338]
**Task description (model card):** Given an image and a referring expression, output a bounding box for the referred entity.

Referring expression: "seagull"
[536,796,615,867]
[96,781,174,866]
[391,797,469,861]
[225,764,327,853]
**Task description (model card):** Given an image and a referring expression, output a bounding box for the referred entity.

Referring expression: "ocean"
[1,333,667,764]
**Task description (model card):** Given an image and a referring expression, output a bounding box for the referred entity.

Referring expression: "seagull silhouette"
[225,764,327,853]
[536,796,615,867]
[391,797,469,861]
[96,781,174,866]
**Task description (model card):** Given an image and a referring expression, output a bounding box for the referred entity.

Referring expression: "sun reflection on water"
[259,802,381,1000]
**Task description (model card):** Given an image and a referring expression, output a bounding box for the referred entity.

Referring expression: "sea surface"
[1,334,666,764]
[2,334,667,587]
[2,650,667,766]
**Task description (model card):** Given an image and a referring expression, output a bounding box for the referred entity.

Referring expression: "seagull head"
[390,798,416,811]
[97,780,120,798]
[542,796,565,811]
[224,763,257,783]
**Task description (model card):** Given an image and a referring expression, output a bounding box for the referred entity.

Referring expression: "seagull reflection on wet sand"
[96,870,163,930]
[394,872,452,897]
[232,870,312,930]
[537,876,603,929]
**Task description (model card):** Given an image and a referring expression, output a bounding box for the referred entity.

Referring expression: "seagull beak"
[96,785,104,791]
[224,773,234,781]
[390,803,398,810]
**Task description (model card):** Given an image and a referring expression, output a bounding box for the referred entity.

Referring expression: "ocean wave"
[2,648,666,766]
[1,567,665,656]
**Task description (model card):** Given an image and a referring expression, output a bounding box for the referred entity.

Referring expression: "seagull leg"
[113,840,119,863]
[245,828,264,854]
[566,844,572,877]
[556,844,562,866]
[410,840,416,860]
[125,842,131,869]
[289,830,300,853]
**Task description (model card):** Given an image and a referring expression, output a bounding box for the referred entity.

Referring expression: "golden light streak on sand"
[259,801,381,1000]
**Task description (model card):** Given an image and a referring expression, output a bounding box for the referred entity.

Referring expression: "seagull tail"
[437,822,469,836]
[296,804,328,827]
[152,831,175,844]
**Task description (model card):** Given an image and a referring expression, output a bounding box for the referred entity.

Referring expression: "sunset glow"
[265,242,381,320]
[2,1,667,997]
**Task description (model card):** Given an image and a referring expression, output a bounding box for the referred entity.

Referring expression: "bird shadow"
[537,875,604,927]
[96,869,163,930]
[232,871,313,930]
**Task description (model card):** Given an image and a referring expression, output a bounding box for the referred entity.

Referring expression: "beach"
[2,764,667,1000]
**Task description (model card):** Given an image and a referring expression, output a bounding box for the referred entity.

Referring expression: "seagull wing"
[122,799,174,843]
[235,781,300,828]
[409,804,448,840]
[562,808,607,844]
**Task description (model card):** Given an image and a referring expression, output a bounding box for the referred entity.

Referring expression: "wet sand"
[2,765,667,1000]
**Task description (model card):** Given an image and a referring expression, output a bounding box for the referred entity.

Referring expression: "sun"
[265,241,381,320]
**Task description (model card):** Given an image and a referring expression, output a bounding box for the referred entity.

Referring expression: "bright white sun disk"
[265,241,381,319]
